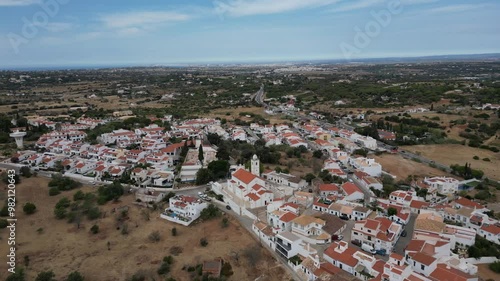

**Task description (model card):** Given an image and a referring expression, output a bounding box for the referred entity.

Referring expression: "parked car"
[375,249,387,256]
[331,235,344,241]
[198,191,204,197]
[339,215,349,221]
[401,230,407,237]
[351,240,362,247]
[361,244,377,255]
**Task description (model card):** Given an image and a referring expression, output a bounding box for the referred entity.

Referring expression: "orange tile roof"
[324,243,358,267]
[429,264,476,281]
[233,169,257,184]
[280,212,299,223]
[319,184,340,192]
[246,193,260,201]
[341,182,362,195]
[409,252,436,266]
[481,224,500,235]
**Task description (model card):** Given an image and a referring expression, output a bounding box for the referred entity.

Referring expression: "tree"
[198,144,204,164]
[207,160,230,179]
[49,187,60,196]
[35,271,56,281]
[304,173,316,184]
[149,230,161,243]
[195,168,213,185]
[387,207,397,217]
[171,227,177,236]
[19,166,32,178]
[66,272,84,281]
[313,150,323,159]
[221,217,229,228]
[23,202,36,215]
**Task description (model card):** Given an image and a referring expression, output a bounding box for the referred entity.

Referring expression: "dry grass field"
[207,106,286,124]
[477,263,500,281]
[373,153,451,180]
[401,144,500,180]
[0,177,289,281]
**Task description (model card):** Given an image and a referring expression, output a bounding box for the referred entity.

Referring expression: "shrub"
[221,217,229,228]
[473,156,479,160]
[54,207,67,219]
[35,270,56,281]
[148,230,161,243]
[0,219,8,228]
[23,202,36,215]
[90,224,99,234]
[66,271,84,281]
[55,197,71,209]
[73,190,85,201]
[87,207,101,220]
[171,227,177,236]
[200,238,208,247]
[49,187,61,196]
[483,158,491,162]
[489,261,500,273]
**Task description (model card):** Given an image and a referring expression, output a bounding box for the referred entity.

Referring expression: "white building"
[349,157,382,177]
[423,177,460,195]
[160,195,208,226]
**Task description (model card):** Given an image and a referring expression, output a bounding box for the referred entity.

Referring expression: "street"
[393,213,417,256]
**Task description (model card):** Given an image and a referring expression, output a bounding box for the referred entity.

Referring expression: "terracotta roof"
[246,193,260,201]
[319,184,340,192]
[429,264,476,281]
[410,200,430,209]
[233,168,257,184]
[454,197,485,210]
[280,212,298,223]
[341,182,362,195]
[481,224,500,235]
[406,240,426,252]
[409,252,436,266]
[324,243,358,267]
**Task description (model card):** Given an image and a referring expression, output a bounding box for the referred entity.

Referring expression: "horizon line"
[2,52,500,72]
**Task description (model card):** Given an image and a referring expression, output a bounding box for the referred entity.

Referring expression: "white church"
[226,155,274,208]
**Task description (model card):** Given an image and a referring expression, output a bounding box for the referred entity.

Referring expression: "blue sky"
[0,0,499,68]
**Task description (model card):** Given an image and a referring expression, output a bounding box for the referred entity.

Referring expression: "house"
[423,177,460,195]
[341,182,364,201]
[351,217,403,253]
[268,210,298,233]
[356,172,383,191]
[478,224,500,244]
[323,241,359,275]
[452,197,488,212]
[275,231,318,259]
[414,212,476,248]
[135,189,165,204]
[429,264,478,281]
[291,215,331,244]
[252,220,276,249]
[407,252,438,276]
[262,170,307,190]
[349,157,382,177]
[160,195,208,226]
[289,191,315,208]
[319,184,341,197]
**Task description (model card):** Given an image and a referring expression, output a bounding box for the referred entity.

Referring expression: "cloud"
[100,11,191,29]
[213,0,341,17]
[426,4,486,14]
[0,0,40,6]
[328,0,438,13]
[35,22,75,32]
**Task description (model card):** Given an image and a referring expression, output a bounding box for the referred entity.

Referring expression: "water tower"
[10,130,27,149]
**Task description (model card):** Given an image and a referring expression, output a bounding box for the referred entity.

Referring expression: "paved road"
[254,84,266,106]
[393,213,417,256]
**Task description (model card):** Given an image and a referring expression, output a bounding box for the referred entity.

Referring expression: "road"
[253,84,266,106]
[393,213,417,256]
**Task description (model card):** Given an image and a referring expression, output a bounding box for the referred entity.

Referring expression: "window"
[421,265,425,271]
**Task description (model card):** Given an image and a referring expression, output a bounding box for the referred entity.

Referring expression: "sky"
[0,0,499,68]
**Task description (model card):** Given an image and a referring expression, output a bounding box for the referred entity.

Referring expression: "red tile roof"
[481,224,500,235]
[280,212,298,223]
[246,193,260,201]
[341,182,362,195]
[319,184,340,192]
[324,243,358,267]
[233,169,257,184]
[409,252,436,266]
[429,264,476,281]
